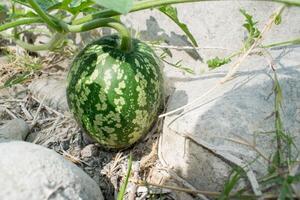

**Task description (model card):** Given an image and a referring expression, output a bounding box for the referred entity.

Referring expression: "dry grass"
[0,44,169,199]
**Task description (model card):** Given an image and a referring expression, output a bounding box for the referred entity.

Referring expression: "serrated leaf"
[93,0,133,14]
[240,9,261,50]
[158,5,198,47]
[207,57,231,69]
[240,9,260,36]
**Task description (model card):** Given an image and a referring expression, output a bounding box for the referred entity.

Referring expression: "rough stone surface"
[161,47,300,191]
[0,56,9,64]
[147,2,300,192]
[80,144,99,158]
[0,119,29,141]
[123,2,300,93]
[291,164,300,197]
[0,141,104,200]
[29,78,68,112]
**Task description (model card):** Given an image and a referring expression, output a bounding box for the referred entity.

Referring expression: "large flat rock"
[0,141,104,200]
[123,1,300,76]
[151,2,300,193]
[161,46,300,191]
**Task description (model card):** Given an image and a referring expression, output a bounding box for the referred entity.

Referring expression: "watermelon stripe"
[67,35,164,149]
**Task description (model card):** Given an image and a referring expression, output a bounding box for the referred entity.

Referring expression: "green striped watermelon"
[66,35,164,149]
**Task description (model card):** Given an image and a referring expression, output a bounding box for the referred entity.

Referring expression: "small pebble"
[0,119,29,141]
[81,144,99,158]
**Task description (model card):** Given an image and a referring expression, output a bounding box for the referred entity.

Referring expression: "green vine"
[65,18,132,52]
[26,0,62,32]
[0,0,299,52]
[263,38,300,48]
[72,0,300,25]
[0,17,42,32]
[14,33,65,51]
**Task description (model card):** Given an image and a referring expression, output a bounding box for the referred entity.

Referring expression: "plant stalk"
[72,0,300,25]
[13,33,65,51]
[73,0,201,25]
[0,17,42,32]
[66,18,132,52]
[262,38,300,48]
[2,0,298,33]
[27,0,62,32]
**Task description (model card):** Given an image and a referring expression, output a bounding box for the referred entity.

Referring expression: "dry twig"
[31,96,45,128]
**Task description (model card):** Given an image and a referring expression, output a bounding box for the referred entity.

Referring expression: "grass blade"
[117,153,133,200]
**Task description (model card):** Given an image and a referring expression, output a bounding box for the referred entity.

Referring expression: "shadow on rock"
[161,46,300,191]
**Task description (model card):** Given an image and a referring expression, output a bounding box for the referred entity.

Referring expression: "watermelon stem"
[13,33,66,51]
[0,17,43,32]
[27,0,63,32]
[65,18,133,52]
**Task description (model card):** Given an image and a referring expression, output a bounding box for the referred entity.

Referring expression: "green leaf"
[240,9,260,38]
[218,168,243,200]
[291,174,300,183]
[2,71,31,88]
[9,9,37,20]
[275,14,282,25]
[207,57,231,69]
[161,48,173,58]
[0,4,8,23]
[158,5,198,47]
[279,180,293,200]
[262,174,282,186]
[240,9,261,49]
[117,154,132,200]
[70,0,86,8]
[93,0,133,14]
[172,63,195,74]
[274,74,283,107]
[12,0,60,11]
[56,0,96,15]
[160,55,195,75]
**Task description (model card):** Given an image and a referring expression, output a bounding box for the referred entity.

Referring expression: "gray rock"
[123,2,300,93]
[0,119,29,141]
[29,78,69,112]
[0,141,104,200]
[160,46,300,191]
[0,56,9,65]
[130,1,300,192]
[81,144,99,158]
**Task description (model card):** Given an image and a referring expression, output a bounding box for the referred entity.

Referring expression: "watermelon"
[66,35,164,149]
